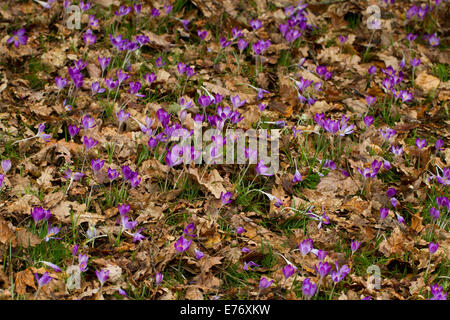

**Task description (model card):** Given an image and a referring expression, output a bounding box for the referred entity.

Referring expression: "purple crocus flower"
[37,123,51,142]
[363,116,374,128]
[282,264,297,280]
[98,56,110,73]
[40,261,62,273]
[1,159,11,174]
[68,125,80,139]
[83,29,96,46]
[107,168,118,181]
[115,6,131,17]
[91,158,104,172]
[315,261,331,278]
[406,33,417,42]
[91,81,105,95]
[151,8,160,17]
[35,272,52,287]
[350,240,361,252]
[256,160,273,176]
[428,33,440,47]
[83,136,98,150]
[219,37,231,48]
[292,170,303,183]
[155,56,166,67]
[155,272,163,285]
[105,78,119,90]
[302,278,317,299]
[416,138,428,150]
[368,66,377,75]
[237,38,248,52]
[194,249,204,260]
[331,263,351,283]
[174,236,192,252]
[259,277,273,290]
[380,207,389,220]
[429,242,439,254]
[44,224,61,242]
[230,95,246,109]
[116,110,130,126]
[386,188,396,198]
[31,206,50,223]
[429,207,440,220]
[64,169,84,181]
[7,29,28,48]
[145,72,157,85]
[435,139,444,151]
[197,29,207,40]
[391,145,404,157]
[96,269,109,285]
[55,77,67,90]
[236,227,246,234]
[220,191,232,205]
[198,95,212,109]
[81,115,96,130]
[299,239,313,256]
[366,96,376,106]
[410,58,420,68]
[243,261,259,271]
[250,19,262,30]
[79,254,89,272]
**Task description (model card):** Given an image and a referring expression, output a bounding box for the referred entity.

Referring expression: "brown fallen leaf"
[415,72,440,93]
[14,268,36,295]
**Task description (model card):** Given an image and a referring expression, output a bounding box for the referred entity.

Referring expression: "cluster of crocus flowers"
[313,113,354,137]
[31,206,52,224]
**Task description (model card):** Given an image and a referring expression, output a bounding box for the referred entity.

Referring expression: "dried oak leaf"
[188,168,227,199]
[14,268,36,295]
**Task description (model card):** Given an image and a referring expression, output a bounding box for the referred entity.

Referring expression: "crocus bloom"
[350,240,361,252]
[64,169,84,181]
[380,208,389,220]
[237,38,248,52]
[429,207,440,220]
[155,272,163,285]
[55,77,67,90]
[363,116,374,127]
[220,191,232,205]
[1,159,11,173]
[194,249,204,260]
[244,261,259,271]
[83,29,96,46]
[31,206,51,223]
[416,138,428,150]
[40,261,62,273]
[299,239,313,256]
[236,227,246,234]
[81,115,96,130]
[116,110,130,126]
[7,29,28,48]
[174,236,192,252]
[293,170,302,183]
[386,188,397,198]
[282,264,297,280]
[315,261,331,278]
[368,66,377,75]
[197,29,207,40]
[96,269,109,285]
[428,33,440,47]
[35,272,52,287]
[68,125,80,139]
[390,197,398,207]
[256,160,273,176]
[83,136,98,150]
[155,56,166,67]
[79,254,89,272]
[331,263,351,283]
[37,123,51,142]
[302,278,317,299]
[250,19,262,30]
[91,81,104,95]
[410,58,420,67]
[429,242,439,254]
[435,139,444,151]
[259,277,273,290]
[91,159,104,172]
[44,224,61,242]
[391,145,404,157]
